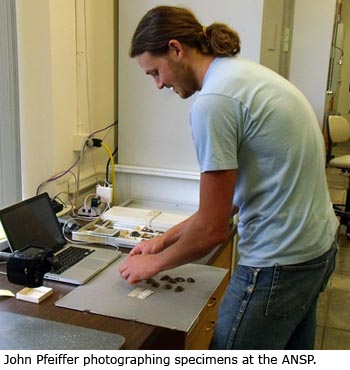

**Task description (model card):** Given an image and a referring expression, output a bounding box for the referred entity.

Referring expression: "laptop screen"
[0,193,65,252]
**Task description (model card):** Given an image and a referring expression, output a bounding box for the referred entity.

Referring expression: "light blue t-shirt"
[190,57,338,267]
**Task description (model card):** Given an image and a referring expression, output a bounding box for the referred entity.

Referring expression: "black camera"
[7,246,55,287]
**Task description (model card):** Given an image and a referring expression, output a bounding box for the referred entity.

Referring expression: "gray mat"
[56,253,228,332]
[0,311,125,349]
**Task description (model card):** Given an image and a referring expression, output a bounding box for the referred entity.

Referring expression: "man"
[119,5,338,349]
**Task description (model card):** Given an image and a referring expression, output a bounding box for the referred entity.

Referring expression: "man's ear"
[168,39,184,58]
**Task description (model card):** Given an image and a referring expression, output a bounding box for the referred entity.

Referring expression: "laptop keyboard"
[53,246,94,274]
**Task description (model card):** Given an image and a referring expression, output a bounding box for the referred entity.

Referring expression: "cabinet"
[147,231,234,349]
[185,271,229,349]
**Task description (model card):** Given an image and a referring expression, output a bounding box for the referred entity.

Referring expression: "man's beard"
[168,59,199,99]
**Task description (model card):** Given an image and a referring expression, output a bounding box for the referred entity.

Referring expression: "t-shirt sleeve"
[190,94,239,172]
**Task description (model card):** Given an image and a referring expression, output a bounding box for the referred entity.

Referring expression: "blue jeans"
[211,240,337,349]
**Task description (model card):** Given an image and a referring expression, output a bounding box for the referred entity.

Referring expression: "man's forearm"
[156,212,197,249]
[155,211,231,272]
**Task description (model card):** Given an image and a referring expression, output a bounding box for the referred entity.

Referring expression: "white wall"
[118,0,264,173]
[289,0,336,127]
[337,0,350,120]
[16,0,116,200]
[260,0,285,74]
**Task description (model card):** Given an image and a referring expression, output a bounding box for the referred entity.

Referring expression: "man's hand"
[119,254,161,284]
[129,236,165,256]
[119,170,237,285]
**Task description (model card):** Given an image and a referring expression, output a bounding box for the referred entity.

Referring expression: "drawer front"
[185,271,229,349]
[186,317,217,349]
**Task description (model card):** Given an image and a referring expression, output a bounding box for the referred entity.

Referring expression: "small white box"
[96,184,113,204]
[101,206,161,226]
[16,286,53,304]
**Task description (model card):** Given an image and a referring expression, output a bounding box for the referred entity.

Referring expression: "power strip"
[77,202,107,217]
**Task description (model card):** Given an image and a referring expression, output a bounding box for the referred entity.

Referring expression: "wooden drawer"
[185,269,229,349]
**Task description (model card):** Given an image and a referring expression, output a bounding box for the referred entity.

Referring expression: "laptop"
[0,193,121,285]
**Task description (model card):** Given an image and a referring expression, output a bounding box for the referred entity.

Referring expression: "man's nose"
[155,78,165,89]
[154,76,165,89]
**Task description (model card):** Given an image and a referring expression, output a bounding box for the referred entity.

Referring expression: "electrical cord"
[36,120,118,210]
[89,121,117,138]
[101,142,116,204]
[90,138,116,205]
[53,192,75,211]
[106,145,118,186]
[73,121,118,206]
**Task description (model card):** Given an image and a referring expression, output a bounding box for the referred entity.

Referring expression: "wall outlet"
[72,133,90,151]
[96,184,113,205]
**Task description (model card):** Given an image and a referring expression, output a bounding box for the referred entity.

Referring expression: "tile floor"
[315,142,350,349]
